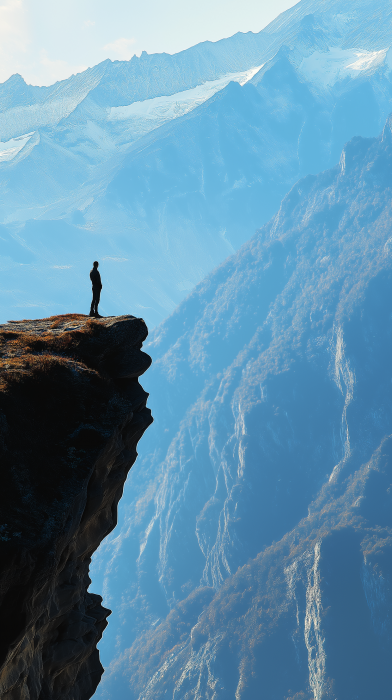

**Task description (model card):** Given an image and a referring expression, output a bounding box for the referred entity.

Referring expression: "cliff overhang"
[0,314,152,700]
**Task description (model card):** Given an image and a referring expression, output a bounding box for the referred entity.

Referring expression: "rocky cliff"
[0,314,152,700]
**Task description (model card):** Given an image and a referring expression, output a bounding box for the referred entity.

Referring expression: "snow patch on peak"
[0,132,35,163]
[298,47,389,89]
[346,49,387,72]
[108,65,263,125]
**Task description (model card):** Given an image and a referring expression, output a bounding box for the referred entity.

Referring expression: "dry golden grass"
[0,353,75,389]
[0,315,103,389]
[8,313,87,325]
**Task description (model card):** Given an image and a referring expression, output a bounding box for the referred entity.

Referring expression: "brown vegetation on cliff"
[0,314,152,700]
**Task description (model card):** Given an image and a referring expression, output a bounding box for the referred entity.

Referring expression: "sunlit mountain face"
[92,109,392,700]
[2,0,392,326]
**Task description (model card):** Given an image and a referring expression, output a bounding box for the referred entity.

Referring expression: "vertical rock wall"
[0,314,152,700]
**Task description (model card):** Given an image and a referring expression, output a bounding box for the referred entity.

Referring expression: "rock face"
[93,116,392,699]
[0,314,152,699]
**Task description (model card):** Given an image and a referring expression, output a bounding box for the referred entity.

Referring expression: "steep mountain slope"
[92,114,392,698]
[3,0,392,326]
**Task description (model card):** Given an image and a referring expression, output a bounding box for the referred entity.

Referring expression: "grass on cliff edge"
[0,314,110,383]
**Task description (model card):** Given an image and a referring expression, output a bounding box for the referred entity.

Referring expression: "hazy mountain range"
[2,0,392,326]
[92,103,392,700]
[78,1,392,698]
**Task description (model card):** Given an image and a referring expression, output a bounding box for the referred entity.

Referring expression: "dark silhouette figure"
[90,261,102,317]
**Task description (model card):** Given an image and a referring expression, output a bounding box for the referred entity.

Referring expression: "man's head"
[93,261,99,268]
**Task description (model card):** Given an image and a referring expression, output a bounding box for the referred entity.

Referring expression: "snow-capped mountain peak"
[107,65,263,134]
[1,0,392,330]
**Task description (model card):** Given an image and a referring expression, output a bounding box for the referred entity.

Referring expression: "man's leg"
[95,289,101,316]
[90,293,95,316]
[92,287,101,316]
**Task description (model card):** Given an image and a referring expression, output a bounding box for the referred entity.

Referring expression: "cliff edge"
[0,314,152,700]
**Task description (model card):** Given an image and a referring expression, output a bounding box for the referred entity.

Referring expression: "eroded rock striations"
[94,114,392,699]
[0,314,152,699]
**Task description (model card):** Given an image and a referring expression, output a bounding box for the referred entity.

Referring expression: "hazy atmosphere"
[1,1,392,700]
[0,0,298,85]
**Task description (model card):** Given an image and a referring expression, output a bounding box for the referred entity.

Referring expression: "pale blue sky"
[0,0,299,86]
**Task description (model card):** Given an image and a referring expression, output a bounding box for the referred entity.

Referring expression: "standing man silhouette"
[90,261,102,317]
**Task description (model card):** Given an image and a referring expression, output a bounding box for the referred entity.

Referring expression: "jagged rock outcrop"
[0,314,152,699]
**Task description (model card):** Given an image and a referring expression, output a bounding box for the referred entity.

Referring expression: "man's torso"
[90,268,102,288]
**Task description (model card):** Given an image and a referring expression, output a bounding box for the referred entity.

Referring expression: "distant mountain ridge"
[1,0,392,327]
[2,0,392,144]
